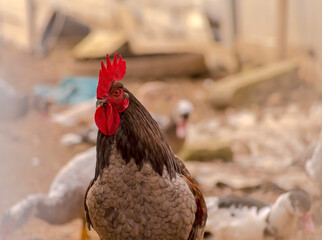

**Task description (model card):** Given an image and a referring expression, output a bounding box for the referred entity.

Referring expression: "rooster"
[84,54,207,240]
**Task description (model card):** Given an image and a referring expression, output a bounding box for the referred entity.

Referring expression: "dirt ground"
[0,39,321,240]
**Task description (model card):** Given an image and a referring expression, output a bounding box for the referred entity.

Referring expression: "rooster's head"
[95,53,129,136]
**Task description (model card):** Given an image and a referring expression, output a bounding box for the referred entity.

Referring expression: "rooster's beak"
[96,99,107,109]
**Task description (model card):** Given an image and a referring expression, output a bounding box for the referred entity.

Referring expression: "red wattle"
[95,103,121,136]
[106,105,120,135]
[95,107,108,135]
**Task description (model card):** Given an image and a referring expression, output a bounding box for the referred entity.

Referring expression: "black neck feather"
[94,89,182,180]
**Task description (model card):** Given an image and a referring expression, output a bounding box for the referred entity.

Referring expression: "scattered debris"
[305,138,322,192]
[51,98,95,126]
[60,124,97,147]
[227,111,257,128]
[273,169,319,197]
[188,103,322,173]
[60,133,83,146]
[32,157,40,166]
[186,162,263,192]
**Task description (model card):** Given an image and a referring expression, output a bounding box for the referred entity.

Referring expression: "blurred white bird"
[205,190,315,240]
[0,147,96,240]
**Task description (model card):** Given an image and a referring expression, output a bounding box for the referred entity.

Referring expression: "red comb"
[97,53,126,99]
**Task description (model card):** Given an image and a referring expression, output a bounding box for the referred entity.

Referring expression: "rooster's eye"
[113,89,121,97]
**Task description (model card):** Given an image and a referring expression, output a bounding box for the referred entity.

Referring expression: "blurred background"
[1,0,322,239]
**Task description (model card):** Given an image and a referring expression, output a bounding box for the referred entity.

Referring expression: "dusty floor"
[0,40,321,240]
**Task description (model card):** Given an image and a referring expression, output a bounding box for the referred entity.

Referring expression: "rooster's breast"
[86,155,197,240]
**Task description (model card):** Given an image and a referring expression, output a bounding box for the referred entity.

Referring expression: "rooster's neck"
[94,90,182,181]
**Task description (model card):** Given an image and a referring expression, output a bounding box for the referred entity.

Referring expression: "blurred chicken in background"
[153,99,193,153]
[205,190,315,240]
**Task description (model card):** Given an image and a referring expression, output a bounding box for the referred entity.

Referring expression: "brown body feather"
[85,86,207,239]
[185,176,208,240]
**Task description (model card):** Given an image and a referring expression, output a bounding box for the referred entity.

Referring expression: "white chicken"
[0,147,96,240]
[205,190,315,240]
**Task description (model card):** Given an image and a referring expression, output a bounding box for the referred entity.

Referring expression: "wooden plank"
[209,59,298,108]
[125,54,207,79]
[73,54,208,79]
[179,138,233,162]
[72,30,127,59]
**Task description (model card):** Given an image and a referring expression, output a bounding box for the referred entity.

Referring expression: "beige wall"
[238,0,322,61]
[0,0,30,49]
